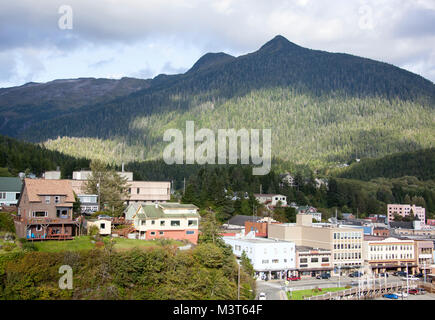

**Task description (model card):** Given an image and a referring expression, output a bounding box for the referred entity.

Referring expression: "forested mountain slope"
[1,35,434,167]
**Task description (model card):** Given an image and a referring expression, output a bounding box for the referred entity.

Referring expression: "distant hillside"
[0,135,90,178]
[2,35,435,167]
[336,148,435,181]
[0,77,150,137]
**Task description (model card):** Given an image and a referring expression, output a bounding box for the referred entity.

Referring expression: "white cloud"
[0,0,434,86]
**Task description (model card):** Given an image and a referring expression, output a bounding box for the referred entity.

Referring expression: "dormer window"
[45,196,50,204]
[54,196,60,204]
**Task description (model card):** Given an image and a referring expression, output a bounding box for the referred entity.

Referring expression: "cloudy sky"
[1,0,435,88]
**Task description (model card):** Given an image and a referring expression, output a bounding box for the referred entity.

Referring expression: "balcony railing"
[13,215,79,225]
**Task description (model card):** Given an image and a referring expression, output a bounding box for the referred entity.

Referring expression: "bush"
[88,225,100,237]
[22,241,37,252]
[0,212,15,233]
[2,243,17,252]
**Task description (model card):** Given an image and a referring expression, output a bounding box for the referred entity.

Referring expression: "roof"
[24,178,75,202]
[389,221,414,229]
[227,215,261,227]
[296,245,331,253]
[136,204,199,219]
[159,203,198,210]
[223,236,293,244]
[0,177,22,192]
[254,193,285,198]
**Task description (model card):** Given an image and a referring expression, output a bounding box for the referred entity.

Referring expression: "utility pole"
[183,177,186,195]
[237,263,241,300]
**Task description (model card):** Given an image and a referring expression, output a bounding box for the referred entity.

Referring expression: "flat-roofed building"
[268,214,364,275]
[125,181,171,205]
[132,203,200,244]
[388,204,425,226]
[223,234,296,280]
[296,246,332,278]
[362,235,417,274]
[414,240,434,274]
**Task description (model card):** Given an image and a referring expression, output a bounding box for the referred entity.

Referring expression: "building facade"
[15,179,79,240]
[268,214,364,275]
[362,236,417,274]
[0,177,22,206]
[387,204,425,225]
[414,240,434,274]
[132,203,200,244]
[223,235,296,279]
[125,181,171,205]
[296,246,333,277]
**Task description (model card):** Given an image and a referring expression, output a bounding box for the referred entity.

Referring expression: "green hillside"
[335,148,435,181]
[1,35,434,167]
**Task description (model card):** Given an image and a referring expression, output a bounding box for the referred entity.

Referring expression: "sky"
[1,0,435,88]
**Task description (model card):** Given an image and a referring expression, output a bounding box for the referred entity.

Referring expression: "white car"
[259,292,267,300]
[396,292,408,298]
[402,276,419,281]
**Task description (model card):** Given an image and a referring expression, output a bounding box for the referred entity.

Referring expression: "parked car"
[258,292,267,300]
[402,275,419,281]
[393,271,407,277]
[408,289,422,295]
[414,273,424,278]
[321,273,331,279]
[349,271,363,277]
[396,292,408,298]
[287,276,301,281]
[378,272,389,278]
[383,293,398,299]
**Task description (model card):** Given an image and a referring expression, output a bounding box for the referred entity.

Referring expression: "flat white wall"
[223,237,296,271]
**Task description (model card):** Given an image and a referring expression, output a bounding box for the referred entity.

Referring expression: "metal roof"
[0,177,22,192]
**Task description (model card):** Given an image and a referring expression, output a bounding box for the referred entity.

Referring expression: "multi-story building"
[125,181,171,205]
[387,204,425,225]
[414,240,434,274]
[373,227,390,237]
[268,214,364,275]
[223,234,296,280]
[77,194,99,214]
[72,170,133,182]
[244,218,281,238]
[296,246,333,277]
[362,236,416,274]
[14,179,79,240]
[132,203,200,244]
[254,194,287,207]
[0,177,22,206]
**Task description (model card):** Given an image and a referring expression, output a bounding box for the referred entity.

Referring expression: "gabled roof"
[0,177,22,192]
[24,178,75,202]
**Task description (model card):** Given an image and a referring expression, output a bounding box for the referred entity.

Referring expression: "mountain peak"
[187,52,235,73]
[259,35,303,52]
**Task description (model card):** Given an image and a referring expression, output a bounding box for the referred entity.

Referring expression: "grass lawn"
[287,287,347,300]
[31,236,184,253]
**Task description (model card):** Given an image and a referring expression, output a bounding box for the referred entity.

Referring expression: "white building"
[72,170,134,182]
[254,194,287,206]
[223,233,296,279]
[87,219,111,236]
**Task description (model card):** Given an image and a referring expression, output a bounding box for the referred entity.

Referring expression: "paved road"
[256,280,284,300]
[255,275,427,300]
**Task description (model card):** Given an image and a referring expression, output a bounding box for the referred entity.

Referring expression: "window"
[32,211,47,217]
[311,258,319,263]
[171,220,180,227]
[272,259,279,264]
[235,245,241,251]
[56,209,68,218]
[141,220,146,226]
[151,220,155,225]
[44,196,50,204]
[262,260,269,264]
[0,192,5,199]
[36,225,42,231]
[100,223,105,229]
[150,231,156,235]
[300,264,308,268]
[159,231,164,235]
[186,230,195,235]
[188,219,197,226]
[16,193,20,200]
[160,220,165,226]
[322,257,329,262]
[300,258,308,263]
[137,188,140,194]
[54,196,60,204]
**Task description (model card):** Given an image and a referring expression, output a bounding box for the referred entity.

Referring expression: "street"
[255,275,433,300]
